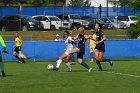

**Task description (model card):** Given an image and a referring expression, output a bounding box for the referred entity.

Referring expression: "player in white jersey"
[54,31,76,72]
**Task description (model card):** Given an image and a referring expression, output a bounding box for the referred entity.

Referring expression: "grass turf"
[0,60,140,93]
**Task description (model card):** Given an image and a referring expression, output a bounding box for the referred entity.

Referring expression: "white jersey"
[65,36,74,50]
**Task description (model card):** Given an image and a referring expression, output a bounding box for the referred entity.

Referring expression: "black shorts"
[77,46,85,53]
[77,52,84,59]
[95,44,105,52]
[14,46,22,53]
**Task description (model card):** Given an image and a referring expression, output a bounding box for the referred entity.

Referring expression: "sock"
[102,59,110,62]
[14,55,21,61]
[20,58,26,63]
[0,62,4,71]
[81,62,90,69]
[56,59,62,68]
[96,60,103,71]
[66,62,72,71]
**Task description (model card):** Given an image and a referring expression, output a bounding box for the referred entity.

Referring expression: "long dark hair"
[96,23,102,29]
[64,31,70,35]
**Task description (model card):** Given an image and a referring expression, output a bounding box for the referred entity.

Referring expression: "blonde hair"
[78,27,85,33]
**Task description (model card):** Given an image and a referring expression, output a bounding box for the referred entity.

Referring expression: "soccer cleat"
[70,62,76,65]
[109,59,113,67]
[1,71,6,77]
[88,68,93,72]
[53,67,59,71]
[68,70,72,72]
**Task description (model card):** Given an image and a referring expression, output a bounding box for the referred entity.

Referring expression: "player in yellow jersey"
[13,32,26,63]
[88,29,96,62]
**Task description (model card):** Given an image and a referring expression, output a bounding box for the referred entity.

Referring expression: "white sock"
[66,62,72,71]
[56,59,62,68]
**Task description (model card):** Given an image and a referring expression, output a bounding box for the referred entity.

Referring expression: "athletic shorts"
[14,46,22,53]
[77,46,85,53]
[77,52,84,59]
[95,44,105,52]
[65,47,73,54]
[90,45,96,53]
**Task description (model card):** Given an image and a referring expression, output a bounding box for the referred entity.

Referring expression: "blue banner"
[0,40,140,61]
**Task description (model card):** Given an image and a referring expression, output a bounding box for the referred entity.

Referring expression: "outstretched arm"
[0,35,6,51]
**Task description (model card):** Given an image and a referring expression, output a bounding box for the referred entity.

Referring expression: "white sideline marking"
[104,71,140,78]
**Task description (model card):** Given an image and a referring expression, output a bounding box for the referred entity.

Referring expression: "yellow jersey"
[15,37,22,47]
[89,34,96,46]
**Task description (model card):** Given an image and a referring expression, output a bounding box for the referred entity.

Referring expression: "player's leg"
[19,51,26,64]
[0,53,6,77]
[65,55,72,72]
[90,46,94,62]
[98,45,113,67]
[13,50,21,62]
[77,53,92,72]
[94,49,103,71]
[100,53,113,67]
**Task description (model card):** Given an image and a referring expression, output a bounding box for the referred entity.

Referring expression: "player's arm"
[68,37,76,44]
[84,35,96,41]
[96,35,107,45]
[0,35,6,51]
[0,35,8,54]
[73,34,79,40]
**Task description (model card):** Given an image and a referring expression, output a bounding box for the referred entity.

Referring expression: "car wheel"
[50,25,56,30]
[72,24,79,30]
[1,26,6,32]
[22,26,28,31]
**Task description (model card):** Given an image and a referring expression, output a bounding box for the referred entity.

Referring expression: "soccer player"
[94,23,113,71]
[54,31,76,72]
[88,29,96,62]
[13,32,26,64]
[0,35,8,77]
[63,27,93,72]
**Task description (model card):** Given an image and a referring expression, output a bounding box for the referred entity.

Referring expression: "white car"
[32,15,62,30]
[115,16,137,27]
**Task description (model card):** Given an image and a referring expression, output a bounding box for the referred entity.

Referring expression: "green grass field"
[0,60,140,93]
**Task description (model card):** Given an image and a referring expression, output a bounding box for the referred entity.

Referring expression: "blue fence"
[0,6,140,18]
[1,40,140,61]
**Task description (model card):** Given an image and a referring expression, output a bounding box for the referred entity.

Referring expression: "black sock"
[102,59,110,62]
[1,71,6,77]
[96,60,103,71]
[81,62,90,69]
[20,58,26,63]
[14,55,21,61]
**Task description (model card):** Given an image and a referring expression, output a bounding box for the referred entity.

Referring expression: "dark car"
[80,16,93,29]
[88,18,114,30]
[0,15,43,31]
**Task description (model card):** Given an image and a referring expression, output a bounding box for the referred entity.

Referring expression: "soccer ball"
[47,64,54,70]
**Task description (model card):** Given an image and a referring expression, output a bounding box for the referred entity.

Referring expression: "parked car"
[80,16,93,29]
[0,15,43,31]
[32,15,62,30]
[88,18,114,30]
[115,16,137,27]
[57,14,82,30]
[101,18,128,29]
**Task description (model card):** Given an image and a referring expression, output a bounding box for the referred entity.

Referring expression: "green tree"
[68,0,91,7]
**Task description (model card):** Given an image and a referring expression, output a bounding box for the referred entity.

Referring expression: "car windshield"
[117,16,129,21]
[70,15,80,19]
[49,17,61,21]
[81,16,92,21]
[23,15,35,21]
[96,19,104,24]
[101,18,111,23]
[109,18,121,23]
[130,17,137,21]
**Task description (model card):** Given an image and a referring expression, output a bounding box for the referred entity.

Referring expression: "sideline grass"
[0,60,140,93]
[0,29,126,40]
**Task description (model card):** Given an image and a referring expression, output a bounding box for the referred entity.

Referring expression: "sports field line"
[104,71,140,78]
